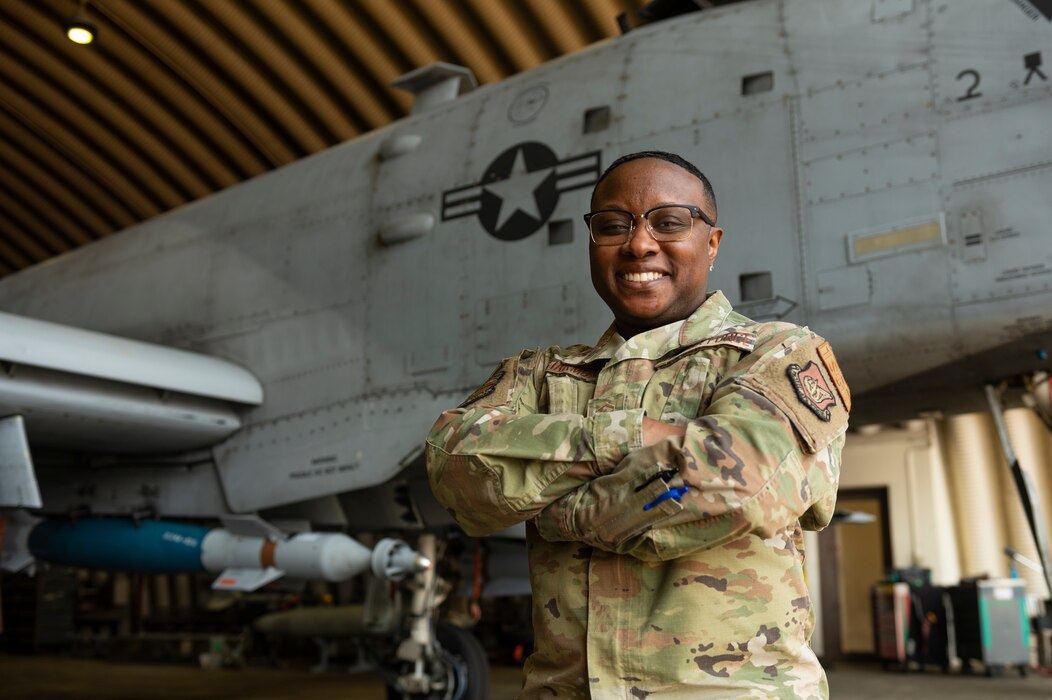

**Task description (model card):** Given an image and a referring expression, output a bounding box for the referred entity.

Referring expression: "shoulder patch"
[817,341,851,412]
[736,332,849,454]
[787,361,837,421]
[459,365,507,408]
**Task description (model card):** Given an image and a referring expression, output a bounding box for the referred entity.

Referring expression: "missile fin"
[212,566,284,591]
[218,514,286,539]
[1,509,41,573]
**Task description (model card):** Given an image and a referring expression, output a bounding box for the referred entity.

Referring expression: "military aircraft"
[1,0,1050,696]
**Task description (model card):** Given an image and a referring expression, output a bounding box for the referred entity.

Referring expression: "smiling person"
[427,151,849,699]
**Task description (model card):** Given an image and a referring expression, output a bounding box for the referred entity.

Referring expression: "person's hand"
[642,416,687,446]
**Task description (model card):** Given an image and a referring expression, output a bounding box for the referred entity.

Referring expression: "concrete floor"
[2,655,1050,699]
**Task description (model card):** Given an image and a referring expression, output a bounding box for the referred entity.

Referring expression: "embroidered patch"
[702,330,757,351]
[817,341,851,412]
[546,360,601,382]
[459,368,506,408]
[655,331,756,369]
[786,361,836,422]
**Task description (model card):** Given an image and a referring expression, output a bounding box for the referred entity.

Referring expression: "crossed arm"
[427,400,681,536]
[425,333,844,560]
[425,348,646,536]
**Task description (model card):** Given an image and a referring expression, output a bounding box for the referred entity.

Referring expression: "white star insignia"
[482,148,552,231]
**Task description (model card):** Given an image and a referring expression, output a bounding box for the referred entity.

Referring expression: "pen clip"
[634,467,678,493]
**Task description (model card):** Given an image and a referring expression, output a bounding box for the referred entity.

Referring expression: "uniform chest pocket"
[644,355,712,425]
[545,374,590,414]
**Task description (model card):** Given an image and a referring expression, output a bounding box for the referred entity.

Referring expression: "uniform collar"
[570,290,741,365]
[678,290,736,345]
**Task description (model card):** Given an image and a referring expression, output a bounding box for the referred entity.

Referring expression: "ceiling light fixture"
[66,1,98,45]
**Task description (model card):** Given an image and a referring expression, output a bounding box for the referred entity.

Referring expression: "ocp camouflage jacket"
[426,291,848,699]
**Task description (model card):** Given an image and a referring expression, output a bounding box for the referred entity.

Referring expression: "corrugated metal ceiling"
[0,0,664,279]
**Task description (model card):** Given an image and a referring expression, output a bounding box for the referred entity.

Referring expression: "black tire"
[437,623,490,700]
[386,623,490,700]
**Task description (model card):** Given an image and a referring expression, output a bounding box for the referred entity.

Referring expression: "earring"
[708,264,714,272]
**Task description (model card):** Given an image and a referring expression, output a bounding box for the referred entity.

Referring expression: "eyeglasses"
[583,204,715,246]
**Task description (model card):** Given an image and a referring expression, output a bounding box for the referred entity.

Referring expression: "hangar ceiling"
[0,0,678,280]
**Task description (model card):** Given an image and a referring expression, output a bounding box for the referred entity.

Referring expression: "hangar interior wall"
[823,408,1052,655]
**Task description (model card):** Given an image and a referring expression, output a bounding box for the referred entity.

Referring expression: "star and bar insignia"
[441,142,600,241]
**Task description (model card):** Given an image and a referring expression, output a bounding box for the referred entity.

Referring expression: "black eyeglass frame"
[583,204,716,245]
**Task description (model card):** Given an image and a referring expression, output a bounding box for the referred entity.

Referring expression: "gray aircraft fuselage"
[1,0,1050,520]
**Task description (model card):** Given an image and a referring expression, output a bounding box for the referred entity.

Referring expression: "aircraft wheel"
[386,622,490,700]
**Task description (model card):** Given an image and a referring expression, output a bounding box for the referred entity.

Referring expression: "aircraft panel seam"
[951,160,1052,189]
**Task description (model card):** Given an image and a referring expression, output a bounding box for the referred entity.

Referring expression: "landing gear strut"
[384,534,490,699]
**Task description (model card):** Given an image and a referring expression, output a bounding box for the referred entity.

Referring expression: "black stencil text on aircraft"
[956,69,983,101]
[1024,51,1047,84]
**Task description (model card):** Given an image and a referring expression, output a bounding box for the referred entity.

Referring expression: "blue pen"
[643,485,690,511]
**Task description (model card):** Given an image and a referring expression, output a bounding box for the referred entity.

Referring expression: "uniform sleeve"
[425,348,645,537]
[534,328,847,561]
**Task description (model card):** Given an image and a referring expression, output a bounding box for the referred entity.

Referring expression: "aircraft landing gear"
[383,533,491,699]
[385,622,489,700]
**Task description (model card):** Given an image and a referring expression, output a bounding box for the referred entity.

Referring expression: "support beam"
[985,384,1052,606]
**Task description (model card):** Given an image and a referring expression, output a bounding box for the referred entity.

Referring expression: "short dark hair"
[591,150,717,220]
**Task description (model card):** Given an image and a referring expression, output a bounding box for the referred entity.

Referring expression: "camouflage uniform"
[427,291,848,699]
